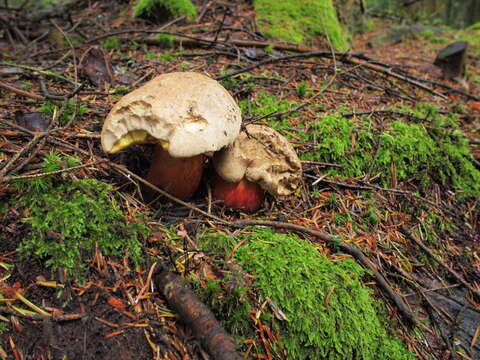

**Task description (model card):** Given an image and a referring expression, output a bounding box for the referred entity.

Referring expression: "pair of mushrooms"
[101,72,302,212]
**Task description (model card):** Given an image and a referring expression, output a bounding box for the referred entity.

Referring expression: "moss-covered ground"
[198,228,415,359]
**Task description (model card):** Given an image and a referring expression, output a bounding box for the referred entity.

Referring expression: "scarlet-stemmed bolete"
[101,72,242,199]
[212,124,302,211]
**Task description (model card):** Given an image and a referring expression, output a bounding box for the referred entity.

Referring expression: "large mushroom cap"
[101,72,242,157]
[213,124,302,196]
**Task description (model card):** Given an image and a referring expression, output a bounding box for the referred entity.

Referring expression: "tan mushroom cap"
[213,124,302,196]
[101,72,242,158]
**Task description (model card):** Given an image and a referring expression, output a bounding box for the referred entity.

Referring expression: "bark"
[154,269,241,360]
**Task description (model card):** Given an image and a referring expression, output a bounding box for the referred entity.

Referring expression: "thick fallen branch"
[154,268,241,360]
[232,219,419,327]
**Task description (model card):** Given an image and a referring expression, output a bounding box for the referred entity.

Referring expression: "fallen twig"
[154,268,241,360]
[0,160,106,183]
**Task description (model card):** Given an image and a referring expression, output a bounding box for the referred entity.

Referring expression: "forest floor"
[0,1,479,359]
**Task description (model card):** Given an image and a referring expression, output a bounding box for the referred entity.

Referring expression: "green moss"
[239,92,303,133]
[253,0,350,51]
[38,99,87,126]
[155,33,176,48]
[264,44,275,54]
[197,229,414,359]
[195,231,254,341]
[133,0,196,22]
[102,37,122,49]
[302,104,480,197]
[456,24,480,54]
[13,153,149,281]
[232,228,414,359]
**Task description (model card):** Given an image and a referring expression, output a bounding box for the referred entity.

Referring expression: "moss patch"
[12,153,149,281]
[219,228,414,359]
[133,0,196,22]
[456,22,480,54]
[253,0,350,51]
[302,103,480,197]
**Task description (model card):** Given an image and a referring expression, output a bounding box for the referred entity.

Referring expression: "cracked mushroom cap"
[101,72,242,157]
[213,124,302,196]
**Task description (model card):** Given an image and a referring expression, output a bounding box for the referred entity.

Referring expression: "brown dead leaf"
[79,45,115,87]
[14,111,50,132]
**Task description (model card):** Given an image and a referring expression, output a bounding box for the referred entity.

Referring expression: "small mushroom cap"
[101,72,242,157]
[213,124,302,196]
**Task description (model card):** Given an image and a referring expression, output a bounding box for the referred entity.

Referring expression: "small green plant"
[38,99,87,126]
[296,81,308,98]
[20,81,33,90]
[158,50,176,62]
[133,0,196,21]
[14,152,148,281]
[145,51,157,60]
[102,37,122,49]
[156,33,176,48]
[264,44,275,54]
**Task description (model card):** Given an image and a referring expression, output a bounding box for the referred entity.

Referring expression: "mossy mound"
[11,153,148,280]
[253,0,350,51]
[229,229,414,359]
[133,0,196,22]
[302,103,480,197]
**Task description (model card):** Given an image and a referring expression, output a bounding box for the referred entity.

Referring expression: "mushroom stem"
[212,174,265,212]
[146,144,204,200]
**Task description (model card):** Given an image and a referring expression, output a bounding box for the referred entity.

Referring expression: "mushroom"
[212,124,302,211]
[101,72,242,200]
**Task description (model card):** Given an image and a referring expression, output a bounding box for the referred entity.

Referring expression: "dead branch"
[154,268,241,360]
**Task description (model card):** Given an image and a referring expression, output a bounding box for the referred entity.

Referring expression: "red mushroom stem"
[146,144,204,200]
[211,174,265,212]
